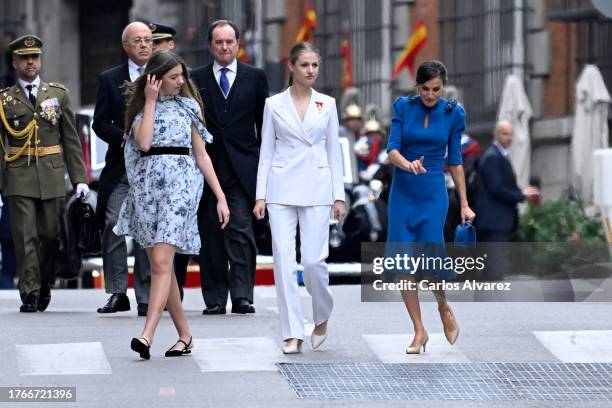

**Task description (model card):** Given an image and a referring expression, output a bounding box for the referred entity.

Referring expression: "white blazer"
[256,88,345,206]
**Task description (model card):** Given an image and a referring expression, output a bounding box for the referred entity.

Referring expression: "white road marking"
[192,337,290,372]
[534,330,612,363]
[16,342,112,376]
[363,334,470,363]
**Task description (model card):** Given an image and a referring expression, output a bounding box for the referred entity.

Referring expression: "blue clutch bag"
[454,222,476,244]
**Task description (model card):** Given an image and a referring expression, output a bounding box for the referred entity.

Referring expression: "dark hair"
[207,19,240,43]
[287,41,320,86]
[125,51,205,131]
[415,60,447,85]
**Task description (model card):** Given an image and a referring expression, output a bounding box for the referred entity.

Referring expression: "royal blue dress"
[386,96,465,279]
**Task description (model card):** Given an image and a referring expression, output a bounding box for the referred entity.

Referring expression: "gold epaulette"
[48,82,67,90]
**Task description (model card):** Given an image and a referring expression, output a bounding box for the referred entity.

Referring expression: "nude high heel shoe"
[440,305,460,345]
[406,332,429,354]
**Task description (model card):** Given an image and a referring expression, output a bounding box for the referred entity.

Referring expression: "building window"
[439,0,530,130]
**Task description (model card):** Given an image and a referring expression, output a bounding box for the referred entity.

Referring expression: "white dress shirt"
[19,76,41,98]
[128,59,146,82]
[493,140,510,158]
[213,58,237,98]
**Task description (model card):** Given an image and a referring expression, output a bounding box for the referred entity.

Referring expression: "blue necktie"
[220,67,229,97]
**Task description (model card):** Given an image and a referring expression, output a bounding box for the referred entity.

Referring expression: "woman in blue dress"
[387,60,475,354]
[114,52,230,359]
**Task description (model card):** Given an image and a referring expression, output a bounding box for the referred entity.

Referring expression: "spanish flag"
[391,20,427,81]
[237,40,249,63]
[296,2,317,43]
[341,33,353,89]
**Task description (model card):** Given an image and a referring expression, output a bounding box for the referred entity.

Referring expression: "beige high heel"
[440,305,460,345]
[406,332,429,354]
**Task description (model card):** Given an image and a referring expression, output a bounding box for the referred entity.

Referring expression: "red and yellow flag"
[237,40,248,63]
[341,33,353,89]
[296,2,317,43]
[391,20,427,81]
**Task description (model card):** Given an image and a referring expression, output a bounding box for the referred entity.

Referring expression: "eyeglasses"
[128,37,153,45]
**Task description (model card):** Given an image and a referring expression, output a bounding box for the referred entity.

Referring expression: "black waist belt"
[140,147,190,157]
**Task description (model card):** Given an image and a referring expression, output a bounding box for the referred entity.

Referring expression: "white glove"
[0,194,3,208]
[76,183,90,197]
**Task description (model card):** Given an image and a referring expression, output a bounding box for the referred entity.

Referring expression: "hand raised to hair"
[144,74,162,102]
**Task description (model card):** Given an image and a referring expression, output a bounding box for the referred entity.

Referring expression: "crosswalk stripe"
[534,330,612,363]
[16,342,112,376]
[0,291,20,300]
[191,337,290,372]
[363,334,470,363]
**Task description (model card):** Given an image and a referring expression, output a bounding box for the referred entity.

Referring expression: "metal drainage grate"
[277,363,612,401]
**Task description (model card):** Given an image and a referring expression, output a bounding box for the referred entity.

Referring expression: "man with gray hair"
[93,22,152,316]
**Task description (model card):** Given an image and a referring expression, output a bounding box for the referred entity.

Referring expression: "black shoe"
[137,303,148,317]
[97,294,130,313]
[130,337,151,360]
[20,293,38,313]
[231,298,255,314]
[202,305,226,315]
[37,287,51,312]
[165,336,193,357]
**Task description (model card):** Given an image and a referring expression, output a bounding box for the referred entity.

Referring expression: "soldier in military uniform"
[150,23,176,53]
[0,35,88,312]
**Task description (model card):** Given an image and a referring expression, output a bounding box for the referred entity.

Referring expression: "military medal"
[40,97,61,125]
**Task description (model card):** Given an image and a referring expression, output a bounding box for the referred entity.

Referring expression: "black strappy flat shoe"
[165,336,193,357]
[131,337,151,360]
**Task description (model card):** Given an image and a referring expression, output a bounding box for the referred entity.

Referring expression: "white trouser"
[267,204,334,341]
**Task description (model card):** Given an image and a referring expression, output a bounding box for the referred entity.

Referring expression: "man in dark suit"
[476,120,539,280]
[476,120,540,242]
[191,20,268,314]
[92,22,152,316]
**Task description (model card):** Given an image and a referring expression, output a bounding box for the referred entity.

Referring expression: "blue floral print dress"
[113,96,212,254]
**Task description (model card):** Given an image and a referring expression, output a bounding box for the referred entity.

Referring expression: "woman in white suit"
[253,42,346,354]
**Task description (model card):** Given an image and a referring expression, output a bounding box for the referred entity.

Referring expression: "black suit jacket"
[190,61,268,202]
[475,144,525,232]
[92,62,130,229]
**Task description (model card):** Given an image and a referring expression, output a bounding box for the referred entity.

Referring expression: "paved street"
[1,285,612,407]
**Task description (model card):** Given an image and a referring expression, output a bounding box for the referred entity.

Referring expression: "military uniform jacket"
[0,81,87,199]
